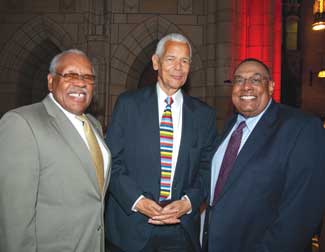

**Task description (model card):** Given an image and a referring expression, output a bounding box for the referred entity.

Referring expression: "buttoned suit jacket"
[206,101,325,252]
[0,95,111,252]
[105,85,217,252]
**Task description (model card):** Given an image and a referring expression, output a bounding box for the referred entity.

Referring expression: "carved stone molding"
[59,0,76,11]
[179,0,192,14]
[125,0,139,12]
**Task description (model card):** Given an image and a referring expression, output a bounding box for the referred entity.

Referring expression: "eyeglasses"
[232,73,269,86]
[163,56,191,67]
[54,72,96,85]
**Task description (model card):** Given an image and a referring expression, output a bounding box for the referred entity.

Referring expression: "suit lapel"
[140,86,160,160]
[138,86,161,198]
[218,117,237,148]
[42,96,99,193]
[87,115,112,193]
[215,102,278,203]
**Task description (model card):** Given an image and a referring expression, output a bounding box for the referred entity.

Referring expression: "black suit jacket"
[105,85,217,252]
[206,101,325,252]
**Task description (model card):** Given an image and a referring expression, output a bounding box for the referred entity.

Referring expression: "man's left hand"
[148,198,192,225]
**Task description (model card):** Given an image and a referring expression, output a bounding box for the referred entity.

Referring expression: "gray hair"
[234,58,272,79]
[49,49,94,74]
[155,33,192,58]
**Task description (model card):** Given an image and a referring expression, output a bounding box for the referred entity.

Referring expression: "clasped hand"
[135,197,191,225]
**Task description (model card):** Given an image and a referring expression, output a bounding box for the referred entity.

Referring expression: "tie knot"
[165,96,173,106]
[76,114,88,125]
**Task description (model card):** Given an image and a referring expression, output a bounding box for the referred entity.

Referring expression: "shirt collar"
[49,93,84,122]
[156,82,183,106]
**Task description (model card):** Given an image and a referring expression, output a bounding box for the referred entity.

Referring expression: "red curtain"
[236,0,282,102]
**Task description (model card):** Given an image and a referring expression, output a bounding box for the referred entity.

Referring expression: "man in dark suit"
[105,33,217,252]
[205,58,325,252]
[0,49,111,252]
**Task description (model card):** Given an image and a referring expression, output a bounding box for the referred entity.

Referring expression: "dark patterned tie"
[213,121,246,204]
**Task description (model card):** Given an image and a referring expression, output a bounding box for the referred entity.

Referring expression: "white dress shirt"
[49,93,109,179]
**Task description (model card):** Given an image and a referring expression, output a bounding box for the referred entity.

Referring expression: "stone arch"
[0,16,74,110]
[110,15,205,95]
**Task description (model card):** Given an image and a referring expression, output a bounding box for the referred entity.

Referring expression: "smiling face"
[47,53,94,115]
[232,61,274,118]
[152,40,190,96]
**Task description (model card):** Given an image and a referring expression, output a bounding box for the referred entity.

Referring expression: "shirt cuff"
[182,195,192,214]
[131,195,145,212]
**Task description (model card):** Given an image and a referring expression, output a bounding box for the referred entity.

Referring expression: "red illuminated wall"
[236,0,282,102]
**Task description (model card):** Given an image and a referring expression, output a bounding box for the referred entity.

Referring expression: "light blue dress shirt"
[209,99,272,205]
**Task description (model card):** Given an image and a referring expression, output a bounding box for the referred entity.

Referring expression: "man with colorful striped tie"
[105,33,217,252]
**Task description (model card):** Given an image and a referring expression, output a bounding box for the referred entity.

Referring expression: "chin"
[68,106,87,115]
[171,83,185,90]
[238,108,254,116]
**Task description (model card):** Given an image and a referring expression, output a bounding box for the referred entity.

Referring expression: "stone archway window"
[286,16,299,50]
[138,61,157,89]
[0,16,73,114]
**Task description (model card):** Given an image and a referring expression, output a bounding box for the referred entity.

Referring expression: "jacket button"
[97,225,102,231]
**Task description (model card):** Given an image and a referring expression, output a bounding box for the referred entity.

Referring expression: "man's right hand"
[135,198,180,224]
[135,198,163,218]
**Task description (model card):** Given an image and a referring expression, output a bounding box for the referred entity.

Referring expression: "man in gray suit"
[0,49,111,252]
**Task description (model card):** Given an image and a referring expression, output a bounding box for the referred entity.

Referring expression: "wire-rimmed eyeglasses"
[54,72,96,85]
[232,73,270,86]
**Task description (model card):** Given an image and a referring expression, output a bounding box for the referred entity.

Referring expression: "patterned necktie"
[159,96,174,202]
[76,114,104,192]
[213,121,246,204]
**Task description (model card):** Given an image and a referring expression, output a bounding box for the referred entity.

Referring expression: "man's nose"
[71,78,87,87]
[174,59,182,70]
[242,79,253,89]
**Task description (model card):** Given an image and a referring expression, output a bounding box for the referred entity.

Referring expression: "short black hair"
[234,58,271,79]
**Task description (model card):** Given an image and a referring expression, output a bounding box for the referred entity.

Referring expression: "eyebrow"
[234,73,263,77]
[164,54,190,58]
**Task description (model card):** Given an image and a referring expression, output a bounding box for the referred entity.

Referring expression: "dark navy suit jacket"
[105,85,217,252]
[206,101,325,252]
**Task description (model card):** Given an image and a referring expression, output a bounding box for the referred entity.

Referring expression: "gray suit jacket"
[0,95,111,252]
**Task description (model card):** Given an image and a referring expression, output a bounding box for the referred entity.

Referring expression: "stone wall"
[0,0,287,131]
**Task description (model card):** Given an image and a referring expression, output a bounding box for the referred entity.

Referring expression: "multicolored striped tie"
[159,96,174,202]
